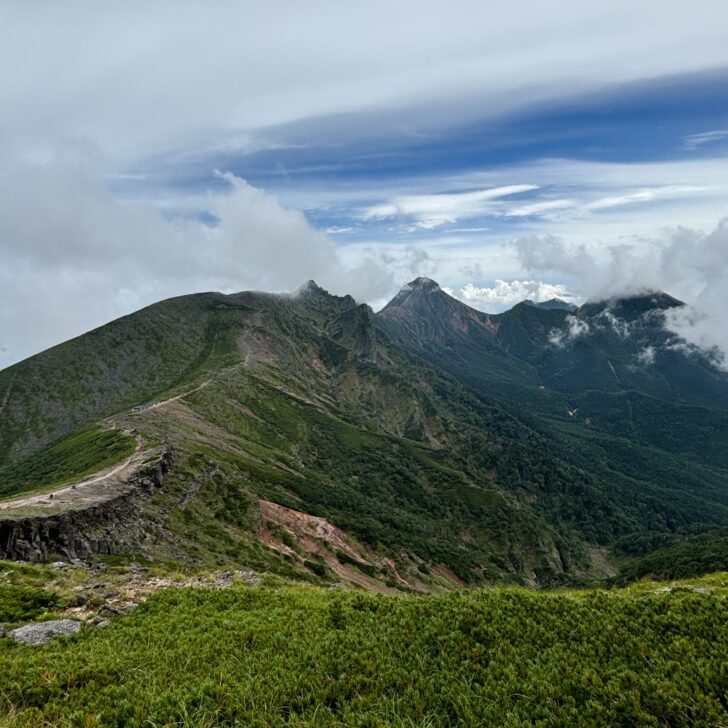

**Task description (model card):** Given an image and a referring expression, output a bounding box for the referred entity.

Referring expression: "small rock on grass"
[239,571,261,585]
[9,619,81,645]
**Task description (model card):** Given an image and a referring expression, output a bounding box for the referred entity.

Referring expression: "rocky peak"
[296,280,327,296]
[405,277,441,292]
[382,277,443,312]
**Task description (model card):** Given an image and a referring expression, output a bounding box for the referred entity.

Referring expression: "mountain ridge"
[1,278,727,587]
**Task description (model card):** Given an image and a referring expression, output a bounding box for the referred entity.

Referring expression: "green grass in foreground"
[0,426,136,500]
[0,584,61,623]
[1,577,727,726]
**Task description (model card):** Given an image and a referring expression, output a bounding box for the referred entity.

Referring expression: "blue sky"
[1,1,728,366]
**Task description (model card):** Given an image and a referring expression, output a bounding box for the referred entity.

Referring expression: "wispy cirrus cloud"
[683,129,728,149]
[361,185,538,229]
[355,179,716,234]
[585,185,709,211]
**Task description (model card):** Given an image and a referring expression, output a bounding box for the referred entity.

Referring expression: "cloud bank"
[514,220,728,368]
[0,155,392,368]
[450,280,575,309]
[3,1,726,163]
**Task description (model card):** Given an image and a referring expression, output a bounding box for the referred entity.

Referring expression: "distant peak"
[295,279,326,295]
[402,277,440,292]
[524,298,577,312]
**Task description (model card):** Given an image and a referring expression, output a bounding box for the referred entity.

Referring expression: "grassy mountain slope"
[103,285,603,584]
[0,293,245,462]
[1,564,727,726]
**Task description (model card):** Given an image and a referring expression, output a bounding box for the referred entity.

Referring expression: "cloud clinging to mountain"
[514,220,728,368]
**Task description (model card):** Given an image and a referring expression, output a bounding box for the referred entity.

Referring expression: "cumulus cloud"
[0,154,393,368]
[453,280,575,310]
[514,219,728,369]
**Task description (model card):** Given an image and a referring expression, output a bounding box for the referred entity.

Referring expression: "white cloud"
[0,154,393,367]
[455,280,575,310]
[2,2,728,163]
[361,185,538,228]
[585,185,708,211]
[325,226,356,234]
[599,310,632,338]
[683,130,728,150]
[514,219,728,369]
[505,199,575,217]
[636,346,656,365]
[549,315,590,348]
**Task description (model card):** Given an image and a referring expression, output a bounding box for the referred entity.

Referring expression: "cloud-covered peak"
[515,220,728,369]
[406,277,441,291]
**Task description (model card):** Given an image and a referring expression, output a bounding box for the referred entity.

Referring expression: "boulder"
[9,619,81,645]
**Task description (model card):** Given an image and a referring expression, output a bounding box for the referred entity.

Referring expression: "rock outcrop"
[0,450,172,562]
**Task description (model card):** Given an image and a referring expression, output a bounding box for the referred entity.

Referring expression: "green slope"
[378,278,728,551]
[0,292,245,463]
[1,571,727,726]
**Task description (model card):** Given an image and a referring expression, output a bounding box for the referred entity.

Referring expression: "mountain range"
[1,277,727,588]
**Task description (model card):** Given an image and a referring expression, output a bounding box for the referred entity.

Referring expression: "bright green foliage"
[0,584,60,623]
[0,426,136,499]
[1,579,727,726]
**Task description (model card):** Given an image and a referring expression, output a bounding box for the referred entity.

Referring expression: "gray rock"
[95,619,110,629]
[9,619,81,645]
[50,561,67,570]
[239,570,261,585]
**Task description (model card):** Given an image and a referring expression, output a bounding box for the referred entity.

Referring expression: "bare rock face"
[0,450,172,562]
[9,619,81,645]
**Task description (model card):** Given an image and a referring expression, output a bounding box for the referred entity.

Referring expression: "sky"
[1,0,728,368]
